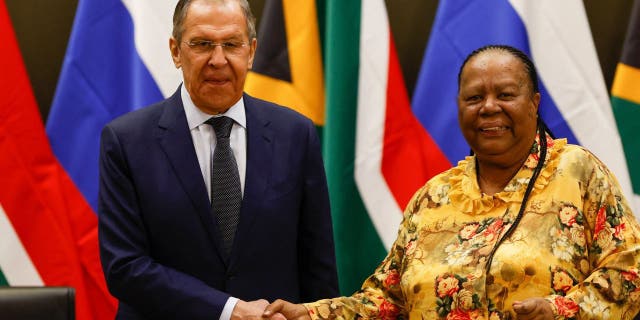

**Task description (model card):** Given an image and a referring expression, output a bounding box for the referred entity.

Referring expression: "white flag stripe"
[0,204,43,285]
[355,0,403,250]
[121,0,181,98]
[510,0,637,215]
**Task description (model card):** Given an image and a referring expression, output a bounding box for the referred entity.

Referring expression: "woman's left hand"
[512,298,554,319]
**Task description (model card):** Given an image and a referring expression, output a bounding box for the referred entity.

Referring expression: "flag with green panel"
[245,0,387,294]
[611,0,640,214]
[246,0,452,295]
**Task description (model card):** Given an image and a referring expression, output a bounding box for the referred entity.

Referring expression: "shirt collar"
[181,84,247,130]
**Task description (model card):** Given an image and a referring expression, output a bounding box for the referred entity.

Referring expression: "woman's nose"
[479,96,501,115]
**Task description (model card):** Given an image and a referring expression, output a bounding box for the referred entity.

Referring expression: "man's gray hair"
[172,0,256,42]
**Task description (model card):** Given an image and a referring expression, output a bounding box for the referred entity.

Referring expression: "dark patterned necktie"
[206,116,241,257]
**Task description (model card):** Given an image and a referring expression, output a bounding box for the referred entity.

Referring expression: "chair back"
[0,286,75,320]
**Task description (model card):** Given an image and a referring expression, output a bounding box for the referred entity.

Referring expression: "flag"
[245,0,325,125]
[412,0,639,217]
[45,0,180,316]
[0,1,116,318]
[611,0,640,214]
[324,0,450,294]
[47,0,181,212]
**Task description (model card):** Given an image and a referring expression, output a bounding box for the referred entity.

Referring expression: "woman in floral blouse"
[263,45,640,320]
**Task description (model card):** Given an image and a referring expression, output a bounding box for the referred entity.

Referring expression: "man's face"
[170,0,256,114]
[457,50,540,164]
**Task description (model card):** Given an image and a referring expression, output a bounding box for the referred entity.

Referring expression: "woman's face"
[457,50,540,166]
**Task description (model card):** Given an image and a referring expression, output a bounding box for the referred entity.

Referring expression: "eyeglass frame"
[182,39,250,56]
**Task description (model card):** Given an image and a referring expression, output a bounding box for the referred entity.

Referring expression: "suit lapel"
[229,94,274,267]
[156,90,226,261]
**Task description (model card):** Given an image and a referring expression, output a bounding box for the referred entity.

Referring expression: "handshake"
[233,297,557,320]
[232,299,310,320]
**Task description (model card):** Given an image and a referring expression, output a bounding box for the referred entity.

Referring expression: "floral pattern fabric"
[304,137,640,319]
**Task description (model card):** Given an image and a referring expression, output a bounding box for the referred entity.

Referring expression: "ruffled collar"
[448,135,567,214]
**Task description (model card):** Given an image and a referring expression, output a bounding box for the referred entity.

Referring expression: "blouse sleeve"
[546,150,640,319]
[303,185,429,320]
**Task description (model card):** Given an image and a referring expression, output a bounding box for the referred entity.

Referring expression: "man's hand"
[512,298,554,320]
[232,299,287,320]
[229,299,271,320]
[262,299,310,320]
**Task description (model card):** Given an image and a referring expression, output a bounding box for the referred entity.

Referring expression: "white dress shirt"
[180,84,245,320]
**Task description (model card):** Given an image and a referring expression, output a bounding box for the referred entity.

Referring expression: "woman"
[264,45,640,319]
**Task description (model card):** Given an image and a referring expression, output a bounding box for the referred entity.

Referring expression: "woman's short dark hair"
[457,45,539,94]
[172,0,256,42]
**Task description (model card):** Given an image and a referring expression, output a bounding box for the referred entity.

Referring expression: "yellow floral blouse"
[305,137,640,319]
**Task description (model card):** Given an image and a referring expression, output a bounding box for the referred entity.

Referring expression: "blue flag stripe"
[412,0,578,164]
[47,0,163,212]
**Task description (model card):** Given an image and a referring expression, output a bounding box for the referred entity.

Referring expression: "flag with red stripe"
[412,0,638,216]
[324,0,450,294]
[0,2,116,318]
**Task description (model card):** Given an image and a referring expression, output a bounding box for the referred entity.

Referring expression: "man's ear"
[169,37,182,68]
[247,38,257,69]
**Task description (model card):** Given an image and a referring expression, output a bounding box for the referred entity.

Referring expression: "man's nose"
[208,45,228,67]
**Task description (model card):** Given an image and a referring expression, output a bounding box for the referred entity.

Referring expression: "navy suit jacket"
[98,89,338,319]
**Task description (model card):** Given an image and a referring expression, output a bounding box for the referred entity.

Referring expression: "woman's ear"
[533,92,541,112]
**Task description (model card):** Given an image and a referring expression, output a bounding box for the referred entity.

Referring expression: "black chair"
[0,286,75,320]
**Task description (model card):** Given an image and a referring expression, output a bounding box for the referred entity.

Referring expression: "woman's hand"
[513,298,554,319]
[262,299,311,320]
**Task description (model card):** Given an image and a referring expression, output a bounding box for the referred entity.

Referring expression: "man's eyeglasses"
[184,40,248,56]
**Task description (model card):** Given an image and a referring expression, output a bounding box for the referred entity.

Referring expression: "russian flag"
[44,1,180,317]
[412,0,639,216]
[47,0,180,212]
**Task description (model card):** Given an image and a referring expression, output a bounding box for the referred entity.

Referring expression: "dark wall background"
[6,0,633,122]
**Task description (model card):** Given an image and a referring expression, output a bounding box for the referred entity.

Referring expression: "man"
[97,0,338,319]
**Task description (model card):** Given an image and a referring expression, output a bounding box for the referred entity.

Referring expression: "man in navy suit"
[97,0,338,319]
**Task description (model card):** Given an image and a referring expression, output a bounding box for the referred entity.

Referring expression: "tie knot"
[206,116,234,138]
